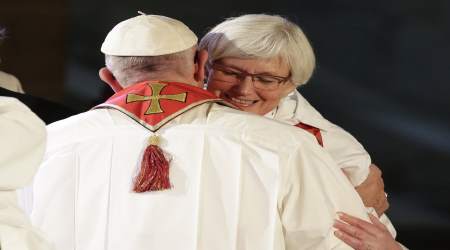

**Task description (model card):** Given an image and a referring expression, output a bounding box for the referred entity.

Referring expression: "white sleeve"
[399,243,409,250]
[284,90,371,187]
[0,97,46,190]
[280,141,371,250]
[322,123,371,186]
[0,192,53,250]
[0,71,25,93]
[0,97,53,250]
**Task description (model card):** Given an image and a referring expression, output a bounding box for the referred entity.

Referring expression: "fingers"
[374,191,389,215]
[334,228,366,249]
[333,219,368,241]
[337,212,379,236]
[369,164,382,177]
[356,164,387,209]
[375,194,389,216]
[368,213,388,231]
[334,212,400,250]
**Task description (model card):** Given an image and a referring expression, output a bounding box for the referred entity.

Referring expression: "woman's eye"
[257,77,276,84]
[224,71,240,77]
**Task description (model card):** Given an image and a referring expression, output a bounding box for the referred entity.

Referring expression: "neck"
[123,72,201,88]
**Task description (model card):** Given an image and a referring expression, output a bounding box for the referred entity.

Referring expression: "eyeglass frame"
[210,63,291,91]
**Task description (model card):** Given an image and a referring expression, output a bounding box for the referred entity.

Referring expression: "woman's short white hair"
[199,14,315,86]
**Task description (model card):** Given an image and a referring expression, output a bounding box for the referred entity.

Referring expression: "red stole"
[95,81,225,192]
[294,122,324,147]
[96,80,223,131]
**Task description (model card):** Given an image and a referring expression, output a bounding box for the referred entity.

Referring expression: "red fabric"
[133,144,171,192]
[95,81,223,193]
[294,122,323,147]
[99,81,221,129]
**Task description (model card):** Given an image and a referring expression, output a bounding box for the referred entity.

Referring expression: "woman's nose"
[234,76,255,95]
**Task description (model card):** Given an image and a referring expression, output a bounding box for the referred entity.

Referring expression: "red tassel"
[133,135,171,192]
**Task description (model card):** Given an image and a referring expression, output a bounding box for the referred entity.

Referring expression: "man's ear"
[193,49,209,84]
[99,67,123,93]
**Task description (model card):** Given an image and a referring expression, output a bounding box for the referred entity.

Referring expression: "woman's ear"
[281,82,297,97]
[99,67,123,93]
[193,49,209,84]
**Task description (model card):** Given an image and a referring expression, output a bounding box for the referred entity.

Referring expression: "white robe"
[0,97,52,250]
[269,90,397,238]
[269,90,370,186]
[0,71,25,93]
[31,102,373,250]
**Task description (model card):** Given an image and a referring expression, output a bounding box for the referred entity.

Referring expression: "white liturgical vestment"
[31,82,373,250]
[0,97,52,250]
[270,89,371,186]
[269,89,398,238]
[0,71,25,93]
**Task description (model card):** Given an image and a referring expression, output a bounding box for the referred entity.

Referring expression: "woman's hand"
[355,164,389,215]
[333,212,402,250]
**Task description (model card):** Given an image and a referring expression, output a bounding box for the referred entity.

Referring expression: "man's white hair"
[105,46,196,87]
[199,14,315,86]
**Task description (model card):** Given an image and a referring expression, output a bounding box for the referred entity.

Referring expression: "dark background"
[1,0,449,249]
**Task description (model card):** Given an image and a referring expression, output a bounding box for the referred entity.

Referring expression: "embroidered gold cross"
[126,83,187,114]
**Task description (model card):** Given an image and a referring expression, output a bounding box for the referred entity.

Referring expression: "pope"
[30,13,373,250]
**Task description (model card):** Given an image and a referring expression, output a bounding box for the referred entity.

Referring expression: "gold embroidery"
[127,83,187,114]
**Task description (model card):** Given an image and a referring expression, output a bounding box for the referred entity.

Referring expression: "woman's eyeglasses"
[211,63,291,91]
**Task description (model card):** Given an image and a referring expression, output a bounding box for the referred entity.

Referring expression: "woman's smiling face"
[206,57,295,115]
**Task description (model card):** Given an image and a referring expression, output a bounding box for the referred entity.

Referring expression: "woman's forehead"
[216,57,290,75]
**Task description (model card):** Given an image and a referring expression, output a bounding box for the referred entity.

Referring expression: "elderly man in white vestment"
[30,14,372,250]
[0,97,52,250]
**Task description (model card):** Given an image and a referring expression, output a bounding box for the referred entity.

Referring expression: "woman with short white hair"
[200,14,404,250]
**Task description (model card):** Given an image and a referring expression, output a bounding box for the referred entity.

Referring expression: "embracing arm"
[324,126,388,215]
[280,141,371,249]
[354,164,389,216]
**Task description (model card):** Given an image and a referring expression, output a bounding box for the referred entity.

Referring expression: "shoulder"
[209,103,319,151]
[46,108,149,151]
[48,109,105,131]
[207,104,340,185]
[46,109,114,150]
[0,97,45,133]
[0,97,46,188]
[0,71,24,93]
[280,91,368,150]
[290,90,332,129]
[1,96,28,112]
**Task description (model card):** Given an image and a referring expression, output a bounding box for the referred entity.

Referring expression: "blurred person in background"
[0,26,78,124]
[0,26,24,93]
[0,97,52,250]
